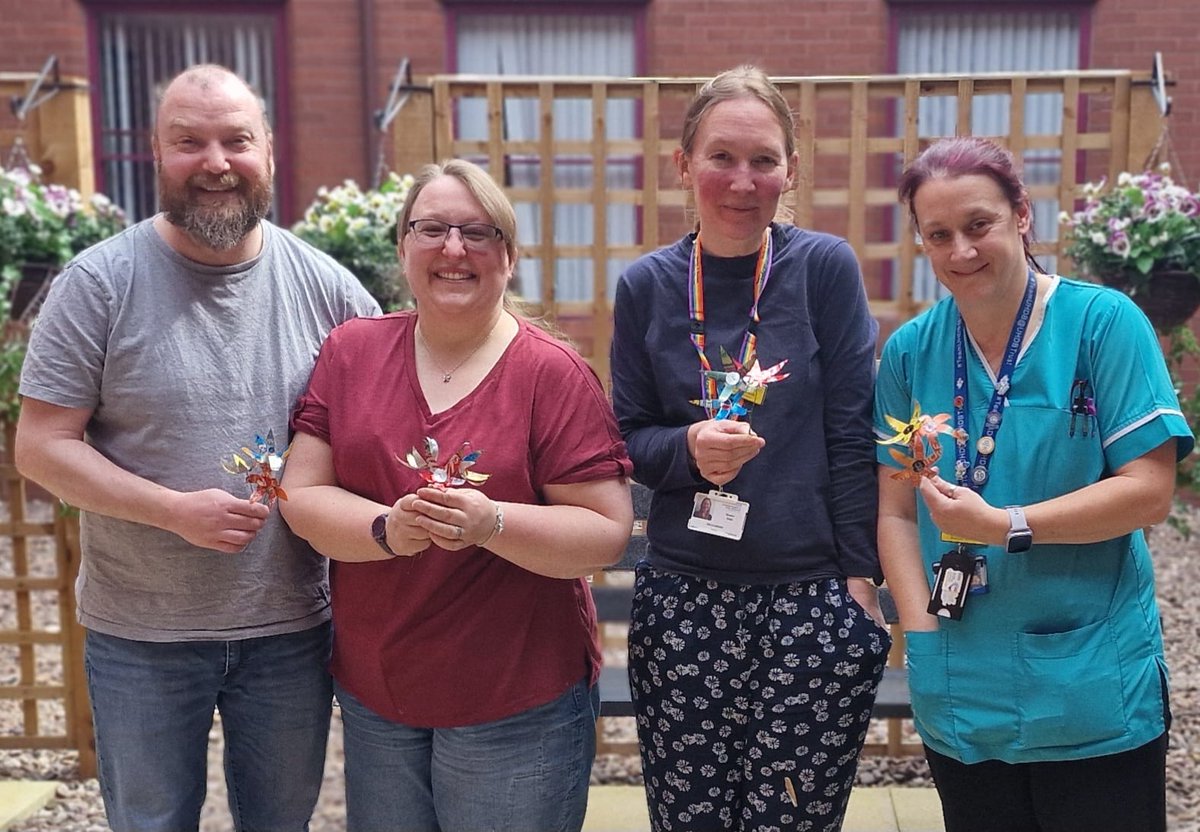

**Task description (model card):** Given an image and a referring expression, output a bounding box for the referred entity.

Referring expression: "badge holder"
[933,548,989,596]
[688,489,749,540]
[928,545,975,619]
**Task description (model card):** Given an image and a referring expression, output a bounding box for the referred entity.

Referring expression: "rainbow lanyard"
[686,228,774,417]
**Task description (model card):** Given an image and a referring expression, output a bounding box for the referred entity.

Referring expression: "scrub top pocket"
[905,629,956,750]
[1016,617,1128,750]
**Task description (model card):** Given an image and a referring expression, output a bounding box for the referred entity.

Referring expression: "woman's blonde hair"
[680,65,796,159]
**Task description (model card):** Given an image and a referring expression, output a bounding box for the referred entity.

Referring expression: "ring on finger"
[949,485,958,498]
[453,524,463,540]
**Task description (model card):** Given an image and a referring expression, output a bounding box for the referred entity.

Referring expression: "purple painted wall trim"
[272,5,293,221]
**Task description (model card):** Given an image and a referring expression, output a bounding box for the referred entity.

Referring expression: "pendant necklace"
[416,323,495,383]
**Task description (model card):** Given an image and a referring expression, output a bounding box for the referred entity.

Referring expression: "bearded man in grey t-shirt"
[16,64,379,831]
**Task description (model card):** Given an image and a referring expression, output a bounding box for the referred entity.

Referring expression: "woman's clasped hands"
[387,486,500,554]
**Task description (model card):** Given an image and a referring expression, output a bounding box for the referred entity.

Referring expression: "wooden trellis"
[394,69,1165,379]
[397,73,1165,758]
[0,425,94,777]
[1,69,97,777]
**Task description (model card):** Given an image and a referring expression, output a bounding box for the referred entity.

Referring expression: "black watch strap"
[371,512,396,556]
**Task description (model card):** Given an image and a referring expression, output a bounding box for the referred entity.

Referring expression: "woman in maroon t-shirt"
[280,159,633,832]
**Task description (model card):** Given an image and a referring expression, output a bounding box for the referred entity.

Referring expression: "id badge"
[932,554,989,595]
[928,547,974,620]
[687,489,748,540]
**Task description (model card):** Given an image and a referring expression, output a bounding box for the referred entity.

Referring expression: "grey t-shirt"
[20,219,381,641]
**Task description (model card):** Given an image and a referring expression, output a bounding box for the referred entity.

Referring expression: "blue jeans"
[84,623,333,832]
[336,677,599,832]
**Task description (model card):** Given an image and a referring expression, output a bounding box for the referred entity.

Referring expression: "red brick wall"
[645,0,890,77]
[1091,0,1199,186]
[0,0,88,75]
[1,0,1197,219]
[286,0,369,213]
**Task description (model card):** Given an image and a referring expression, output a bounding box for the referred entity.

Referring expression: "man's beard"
[158,168,273,251]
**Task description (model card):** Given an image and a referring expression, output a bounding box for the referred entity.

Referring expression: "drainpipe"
[359,0,377,186]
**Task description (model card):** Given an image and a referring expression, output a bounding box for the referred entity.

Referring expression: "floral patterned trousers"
[628,565,891,832]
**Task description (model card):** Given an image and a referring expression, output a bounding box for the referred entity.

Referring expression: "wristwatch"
[371,512,396,557]
[1004,505,1033,553]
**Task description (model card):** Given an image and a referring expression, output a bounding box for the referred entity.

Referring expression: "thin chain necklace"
[416,321,495,383]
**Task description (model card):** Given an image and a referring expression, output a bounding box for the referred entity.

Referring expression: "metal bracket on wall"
[1150,51,1172,118]
[9,55,63,122]
[372,57,432,187]
[1141,51,1189,187]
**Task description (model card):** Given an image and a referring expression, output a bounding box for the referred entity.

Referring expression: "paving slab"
[0,780,58,831]
[584,785,945,832]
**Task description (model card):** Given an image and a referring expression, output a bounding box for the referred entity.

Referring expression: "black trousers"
[924,731,1169,832]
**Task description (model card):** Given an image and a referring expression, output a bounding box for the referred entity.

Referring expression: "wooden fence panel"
[1,73,97,775]
[0,425,94,776]
[412,70,1161,368]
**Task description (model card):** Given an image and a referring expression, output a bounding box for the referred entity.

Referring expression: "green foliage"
[0,164,128,271]
[1062,167,1200,289]
[0,265,27,425]
[292,172,415,310]
[0,165,128,425]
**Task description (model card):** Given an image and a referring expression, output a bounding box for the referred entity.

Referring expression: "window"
[93,9,282,221]
[451,9,641,303]
[892,7,1084,299]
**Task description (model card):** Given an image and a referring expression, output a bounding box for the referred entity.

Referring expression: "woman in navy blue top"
[610,65,890,832]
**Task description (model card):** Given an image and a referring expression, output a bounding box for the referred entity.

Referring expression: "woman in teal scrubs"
[875,136,1193,832]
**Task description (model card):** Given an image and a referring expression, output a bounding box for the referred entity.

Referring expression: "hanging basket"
[1099,268,1200,332]
[8,262,59,324]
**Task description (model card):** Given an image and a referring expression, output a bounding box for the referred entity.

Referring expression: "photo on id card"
[688,490,748,540]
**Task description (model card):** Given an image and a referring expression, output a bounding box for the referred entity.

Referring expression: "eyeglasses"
[407,219,505,250]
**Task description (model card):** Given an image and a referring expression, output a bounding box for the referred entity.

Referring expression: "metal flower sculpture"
[399,436,491,489]
[221,430,290,506]
[693,348,790,421]
[877,403,966,485]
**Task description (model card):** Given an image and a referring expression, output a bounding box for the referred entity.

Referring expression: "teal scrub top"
[875,277,1194,764]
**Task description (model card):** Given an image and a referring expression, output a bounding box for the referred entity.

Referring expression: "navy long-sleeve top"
[610,223,881,585]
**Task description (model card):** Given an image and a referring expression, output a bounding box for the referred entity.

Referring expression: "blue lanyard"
[953,269,1037,490]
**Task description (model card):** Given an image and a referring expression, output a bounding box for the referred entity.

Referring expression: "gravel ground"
[2,502,1199,831]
